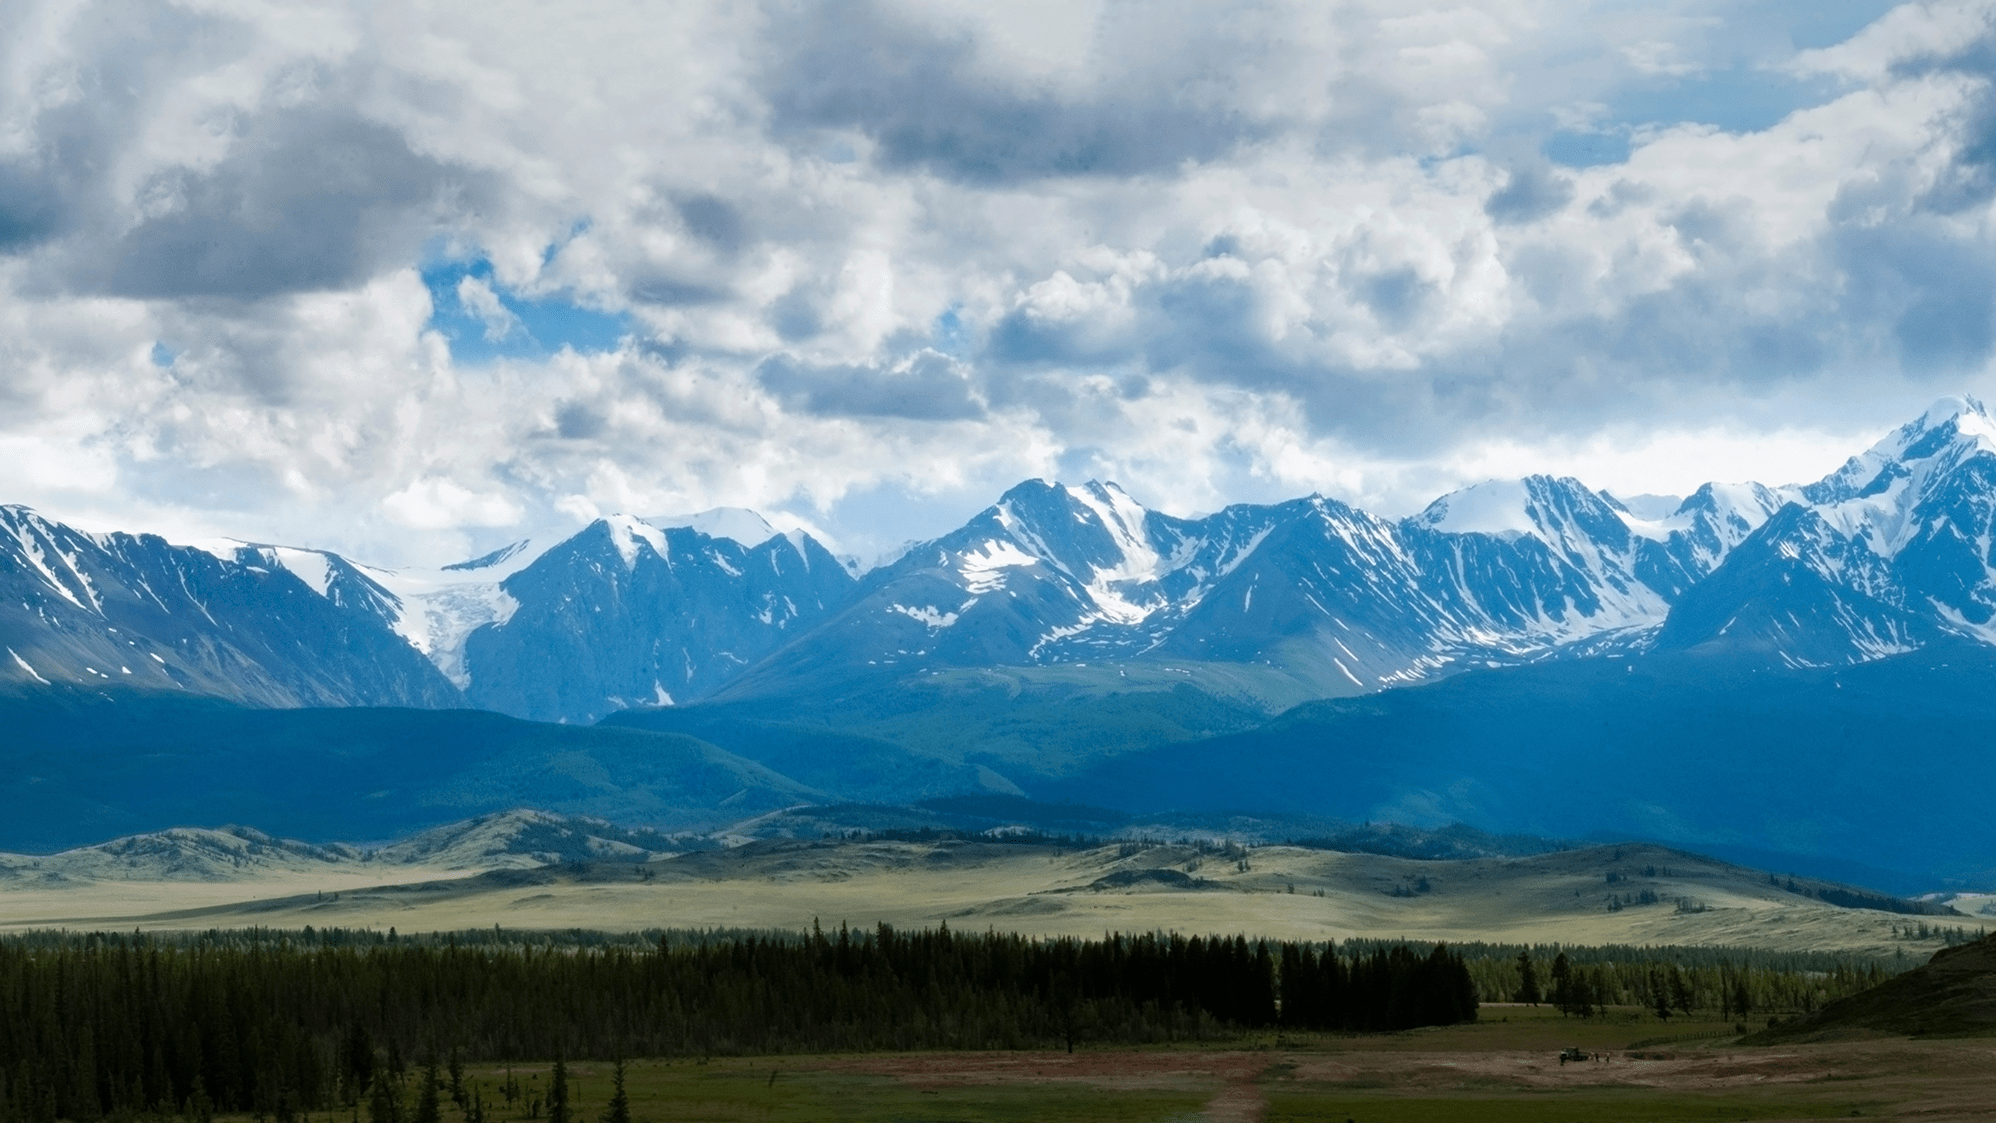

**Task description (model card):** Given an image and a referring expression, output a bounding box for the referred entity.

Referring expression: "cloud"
[756,350,986,421]
[455,275,521,342]
[382,476,523,529]
[2,0,1994,566]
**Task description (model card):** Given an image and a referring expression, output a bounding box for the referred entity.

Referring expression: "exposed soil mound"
[1754,934,1996,1041]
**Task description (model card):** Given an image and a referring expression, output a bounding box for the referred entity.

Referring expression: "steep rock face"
[461,516,857,722]
[1655,397,1996,664]
[1161,497,1464,688]
[0,507,463,707]
[1654,505,1933,664]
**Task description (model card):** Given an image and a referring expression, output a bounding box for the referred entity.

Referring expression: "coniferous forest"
[0,925,1478,1122]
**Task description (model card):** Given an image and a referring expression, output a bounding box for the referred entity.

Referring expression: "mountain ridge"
[8,399,1996,722]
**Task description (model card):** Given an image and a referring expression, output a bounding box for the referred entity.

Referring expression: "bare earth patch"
[780,1033,1996,1121]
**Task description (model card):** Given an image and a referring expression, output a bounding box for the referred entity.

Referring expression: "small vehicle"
[1559,1047,1589,1063]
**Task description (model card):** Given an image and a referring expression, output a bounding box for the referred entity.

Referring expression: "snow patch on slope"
[268,547,333,596]
[8,648,49,684]
[959,539,1041,593]
[891,603,964,628]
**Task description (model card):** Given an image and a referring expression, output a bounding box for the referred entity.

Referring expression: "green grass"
[1265,1093,1867,1122]
[474,1059,1208,1123]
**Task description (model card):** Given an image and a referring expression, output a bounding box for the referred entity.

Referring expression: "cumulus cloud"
[381,476,523,529]
[1,0,1994,564]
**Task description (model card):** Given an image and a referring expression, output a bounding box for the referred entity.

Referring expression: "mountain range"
[9,397,1996,719]
[10,398,1996,886]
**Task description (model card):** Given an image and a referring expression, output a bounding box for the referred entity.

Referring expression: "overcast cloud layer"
[4,0,1996,564]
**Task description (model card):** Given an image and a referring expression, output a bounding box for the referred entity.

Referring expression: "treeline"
[0,926,1473,1122]
[1886,922,1988,946]
[1759,873,1957,917]
[1458,943,1897,1019]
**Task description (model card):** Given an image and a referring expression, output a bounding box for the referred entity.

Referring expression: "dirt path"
[1199,1079,1266,1123]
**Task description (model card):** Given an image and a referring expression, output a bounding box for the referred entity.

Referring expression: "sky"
[4,0,1996,566]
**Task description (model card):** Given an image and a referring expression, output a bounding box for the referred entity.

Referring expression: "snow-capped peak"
[1415,478,1545,540]
[601,514,669,569]
[1818,395,1996,495]
[1415,475,1613,546]
[644,507,780,548]
[1799,395,1996,557]
[1906,394,1995,449]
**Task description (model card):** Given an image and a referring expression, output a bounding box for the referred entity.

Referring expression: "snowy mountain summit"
[1657,395,1996,660]
[645,508,782,548]
[7,399,1996,718]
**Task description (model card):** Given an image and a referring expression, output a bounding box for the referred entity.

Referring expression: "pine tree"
[600,1061,628,1123]
[546,1057,568,1123]
[365,1073,400,1123]
[1668,966,1693,1017]
[447,1053,465,1113]
[412,1063,440,1123]
[1513,951,1541,1004]
[1548,952,1575,1016]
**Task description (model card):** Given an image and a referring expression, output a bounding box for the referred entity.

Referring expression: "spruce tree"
[1668,966,1693,1016]
[365,1073,400,1123]
[446,1053,465,1113]
[413,1063,440,1123]
[600,1061,628,1123]
[546,1057,568,1123]
[1548,952,1574,1016]
[1513,951,1541,1004]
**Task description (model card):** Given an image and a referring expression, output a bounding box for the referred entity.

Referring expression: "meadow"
[266,1005,1990,1123]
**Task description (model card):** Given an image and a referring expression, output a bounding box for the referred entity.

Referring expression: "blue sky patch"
[421,258,630,363]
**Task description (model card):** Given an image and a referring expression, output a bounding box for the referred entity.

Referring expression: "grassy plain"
[0,839,1963,959]
[255,1005,1993,1123]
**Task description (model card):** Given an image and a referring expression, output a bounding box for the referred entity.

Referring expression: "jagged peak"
[1858,394,1995,462]
[1678,480,1787,515]
[595,513,669,569]
[1911,393,1991,431]
[995,477,1064,503]
[644,507,780,548]
[1799,395,1996,523]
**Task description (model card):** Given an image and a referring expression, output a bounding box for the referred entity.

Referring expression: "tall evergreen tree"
[1513,951,1541,1004]
[446,1052,465,1112]
[412,1063,440,1123]
[365,1073,401,1123]
[1668,966,1694,1016]
[600,1060,628,1123]
[546,1057,569,1123]
[1548,952,1575,1016]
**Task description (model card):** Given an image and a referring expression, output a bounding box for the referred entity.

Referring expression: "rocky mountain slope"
[0,508,460,707]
